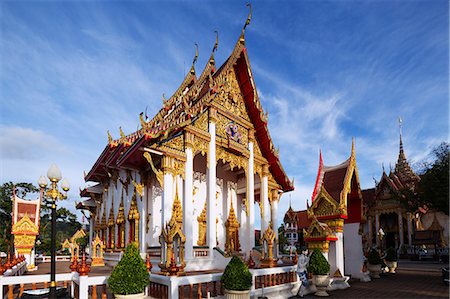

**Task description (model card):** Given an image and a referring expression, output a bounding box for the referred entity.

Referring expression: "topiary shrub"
[108,243,149,295]
[221,256,252,291]
[385,247,398,261]
[368,248,382,265]
[307,248,330,275]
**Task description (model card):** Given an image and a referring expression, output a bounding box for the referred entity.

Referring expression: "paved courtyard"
[291,260,449,299]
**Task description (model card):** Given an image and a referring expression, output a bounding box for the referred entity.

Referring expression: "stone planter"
[225,289,250,299]
[386,261,397,273]
[367,263,382,278]
[313,274,330,297]
[114,292,145,299]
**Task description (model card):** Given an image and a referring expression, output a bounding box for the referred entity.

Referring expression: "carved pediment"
[12,214,38,235]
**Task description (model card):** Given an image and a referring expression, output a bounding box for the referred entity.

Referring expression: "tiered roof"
[83,11,293,192]
[374,133,420,199]
[283,207,311,230]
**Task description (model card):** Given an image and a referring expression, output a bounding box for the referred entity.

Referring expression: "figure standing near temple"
[297,246,311,297]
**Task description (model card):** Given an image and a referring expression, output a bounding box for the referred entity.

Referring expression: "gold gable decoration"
[197,202,207,246]
[159,184,186,276]
[12,213,38,236]
[215,69,250,122]
[225,201,240,256]
[304,217,336,253]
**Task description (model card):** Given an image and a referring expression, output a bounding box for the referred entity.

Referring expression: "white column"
[247,138,255,251]
[335,232,345,274]
[184,145,194,260]
[407,212,412,246]
[270,190,279,258]
[207,114,217,256]
[261,165,270,234]
[162,157,174,227]
[375,212,380,248]
[398,209,404,247]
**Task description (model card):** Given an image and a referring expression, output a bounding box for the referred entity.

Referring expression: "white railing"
[72,272,109,299]
[35,255,72,263]
[3,262,27,277]
[0,272,72,299]
[148,265,298,299]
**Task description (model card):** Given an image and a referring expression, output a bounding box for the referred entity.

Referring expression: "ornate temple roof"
[311,141,357,203]
[375,132,420,198]
[84,16,293,192]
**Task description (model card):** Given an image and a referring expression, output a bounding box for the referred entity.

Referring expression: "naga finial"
[240,3,252,43]
[107,130,113,143]
[119,127,126,139]
[139,112,146,129]
[162,93,169,107]
[213,31,219,53]
[243,3,252,30]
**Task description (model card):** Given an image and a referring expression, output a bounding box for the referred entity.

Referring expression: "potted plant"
[307,248,330,297]
[108,243,149,299]
[221,256,253,299]
[367,248,382,278]
[384,247,398,273]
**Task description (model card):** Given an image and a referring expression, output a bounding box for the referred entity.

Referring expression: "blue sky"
[1,1,448,227]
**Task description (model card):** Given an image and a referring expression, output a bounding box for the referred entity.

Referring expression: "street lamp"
[38,164,70,299]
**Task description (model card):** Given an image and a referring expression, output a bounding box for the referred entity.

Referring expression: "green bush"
[221,256,252,291]
[368,248,382,265]
[307,248,330,275]
[108,243,149,295]
[385,247,398,261]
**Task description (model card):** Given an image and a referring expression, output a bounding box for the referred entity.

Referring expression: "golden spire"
[351,137,356,159]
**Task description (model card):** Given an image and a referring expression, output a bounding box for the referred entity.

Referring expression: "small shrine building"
[78,23,294,272]
[11,189,41,270]
[285,141,366,279]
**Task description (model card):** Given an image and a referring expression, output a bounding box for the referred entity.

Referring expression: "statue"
[296,246,312,297]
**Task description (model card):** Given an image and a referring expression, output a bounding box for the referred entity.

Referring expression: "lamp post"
[38,164,70,299]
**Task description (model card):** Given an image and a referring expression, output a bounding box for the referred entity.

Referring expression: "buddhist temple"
[362,128,420,250]
[78,13,294,273]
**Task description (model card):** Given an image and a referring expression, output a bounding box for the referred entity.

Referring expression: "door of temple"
[386,232,396,249]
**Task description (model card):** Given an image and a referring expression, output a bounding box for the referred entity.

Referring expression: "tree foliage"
[307,248,330,275]
[108,243,149,295]
[396,142,449,215]
[221,256,252,291]
[278,224,289,252]
[367,248,382,265]
[417,142,449,215]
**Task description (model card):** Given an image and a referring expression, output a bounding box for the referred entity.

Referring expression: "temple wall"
[344,223,364,279]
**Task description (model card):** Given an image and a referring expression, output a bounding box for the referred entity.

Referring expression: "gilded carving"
[192,136,209,157]
[197,202,207,246]
[225,201,240,255]
[194,112,208,132]
[132,180,144,197]
[164,135,184,152]
[216,146,248,171]
[215,70,250,122]
[143,152,164,187]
